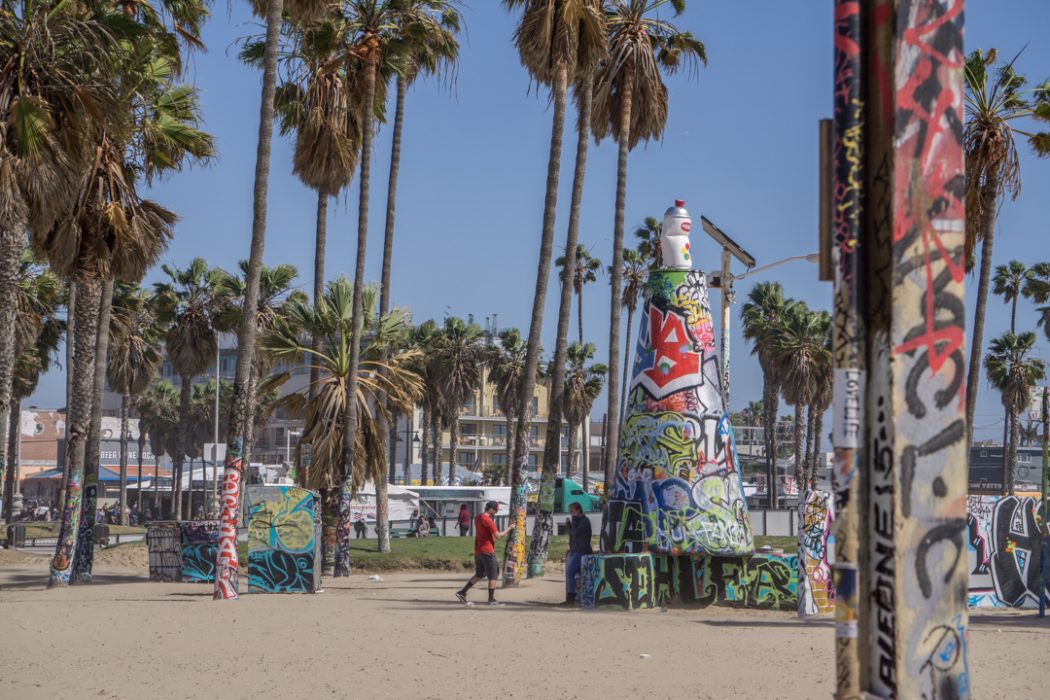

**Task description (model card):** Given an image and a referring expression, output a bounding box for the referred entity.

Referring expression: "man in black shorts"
[456,500,512,606]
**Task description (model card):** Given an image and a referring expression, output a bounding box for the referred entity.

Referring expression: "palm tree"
[153,259,224,520]
[432,317,485,485]
[1023,262,1050,344]
[532,14,607,575]
[563,342,607,482]
[488,329,528,486]
[992,260,1029,333]
[0,3,125,510]
[107,284,163,525]
[617,248,647,425]
[555,245,602,345]
[262,278,423,566]
[409,320,441,485]
[1019,420,1040,448]
[984,331,1046,495]
[594,0,706,493]
[137,381,180,517]
[501,0,606,586]
[807,325,833,489]
[963,48,1050,447]
[633,216,662,269]
[3,255,63,523]
[741,282,792,508]
[768,303,830,493]
[217,0,329,599]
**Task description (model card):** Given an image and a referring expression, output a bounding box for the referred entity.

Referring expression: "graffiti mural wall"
[798,490,835,614]
[967,495,1049,609]
[146,522,182,582]
[248,486,322,594]
[179,520,219,583]
[604,270,753,556]
[689,553,800,611]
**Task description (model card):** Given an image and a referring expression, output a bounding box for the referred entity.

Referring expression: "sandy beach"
[1,549,1046,700]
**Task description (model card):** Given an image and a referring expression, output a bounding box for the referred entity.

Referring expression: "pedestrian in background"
[457,503,471,537]
[561,502,593,607]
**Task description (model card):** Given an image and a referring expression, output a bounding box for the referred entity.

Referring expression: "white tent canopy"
[349,482,420,523]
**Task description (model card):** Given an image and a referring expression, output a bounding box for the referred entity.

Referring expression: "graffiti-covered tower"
[602,201,754,557]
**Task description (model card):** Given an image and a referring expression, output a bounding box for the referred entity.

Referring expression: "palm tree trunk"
[811,408,825,489]
[0,223,23,525]
[213,0,284,600]
[1010,294,1017,333]
[3,400,19,524]
[136,433,145,515]
[420,403,430,485]
[618,302,635,426]
[504,413,514,486]
[603,74,634,494]
[577,287,585,346]
[371,75,408,555]
[119,390,130,525]
[448,409,459,486]
[430,409,440,484]
[335,51,379,578]
[503,63,569,587]
[153,451,159,516]
[174,375,191,521]
[1001,413,1011,496]
[763,377,778,508]
[71,278,113,583]
[1007,409,1019,495]
[49,276,101,587]
[965,176,999,448]
[309,187,327,407]
[57,281,76,518]
[792,404,804,494]
[529,74,593,577]
[803,403,816,489]
[567,418,579,480]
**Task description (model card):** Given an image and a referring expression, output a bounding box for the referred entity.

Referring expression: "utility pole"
[1040,386,1048,618]
[212,344,220,513]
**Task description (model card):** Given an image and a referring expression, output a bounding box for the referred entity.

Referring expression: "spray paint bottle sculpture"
[602,201,754,556]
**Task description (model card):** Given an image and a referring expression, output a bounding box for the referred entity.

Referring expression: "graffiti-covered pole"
[1040,386,1048,618]
[861,1,969,696]
[829,0,864,695]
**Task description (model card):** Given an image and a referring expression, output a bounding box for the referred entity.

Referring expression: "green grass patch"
[755,536,797,554]
[22,523,145,539]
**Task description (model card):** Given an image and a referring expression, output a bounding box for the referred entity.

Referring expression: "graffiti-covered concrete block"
[146,522,182,582]
[579,553,655,610]
[179,520,220,583]
[696,553,799,610]
[967,494,1049,609]
[604,270,753,556]
[248,486,322,593]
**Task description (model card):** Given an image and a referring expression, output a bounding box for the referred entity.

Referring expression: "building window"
[529,426,539,440]
[458,453,474,467]
[561,425,570,440]
[461,423,477,437]
[528,454,539,468]
[493,424,507,439]
[531,396,539,414]
[463,395,477,415]
[980,450,987,458]
[492,454,506,466]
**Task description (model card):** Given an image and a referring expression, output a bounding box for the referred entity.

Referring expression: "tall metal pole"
[862,2,969,697]
[1039,386,1048,618]
[212,345,219,513]
[720,248,732,407]
[829,1,864,695]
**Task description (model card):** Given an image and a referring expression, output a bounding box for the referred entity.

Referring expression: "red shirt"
[474,513,497,555]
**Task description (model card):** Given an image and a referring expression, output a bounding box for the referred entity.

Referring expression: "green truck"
[554,477,601,513]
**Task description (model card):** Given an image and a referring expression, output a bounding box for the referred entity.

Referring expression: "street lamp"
[286,429,302,464]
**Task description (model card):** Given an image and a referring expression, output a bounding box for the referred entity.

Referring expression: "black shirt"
[568,514,593,555]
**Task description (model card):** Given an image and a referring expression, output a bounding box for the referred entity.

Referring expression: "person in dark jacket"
[562,502,593,606]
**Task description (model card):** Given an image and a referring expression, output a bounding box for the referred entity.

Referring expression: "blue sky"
[27,1,1050,444]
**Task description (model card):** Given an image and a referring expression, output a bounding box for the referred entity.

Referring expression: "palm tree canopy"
[1023,262,1050,343]
[488,327,529,419]
[262,276,424,492]
[107,282,163,396]
[633,216,661,269]
[503,0,607,86]
[992,259,1029,302]
[984,331,1047,414]
[741,281,790,369]
[556,243,602,293]
[619,247,647,308]
[15,251,62,358]
[562,341,607,424]
[137,380,180,459]
[592,0,706,149]
[153,257,225,379]
[768,303,831,409]
[964,48,1050,261]
[387,0,462,84]
[433,315,486,408]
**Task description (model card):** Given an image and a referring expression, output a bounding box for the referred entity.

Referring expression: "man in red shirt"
[456,500,513,606]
